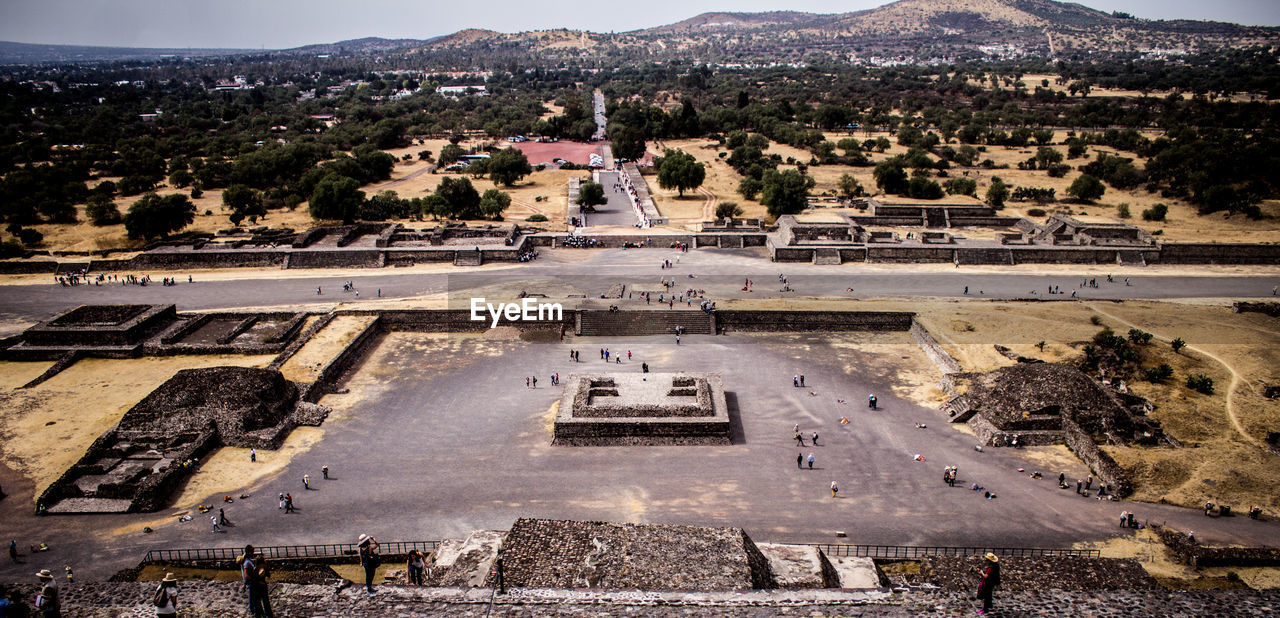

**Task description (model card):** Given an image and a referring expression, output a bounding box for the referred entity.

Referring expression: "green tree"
[487,148,533,187]
[610,125,647,161]
[168,169,194,188]
[1141,203,1168,221]
[85,194,122,226]
[308,174,365,224]
[759,169,815,217]
[655,149,706,197]
[479,188,512,220]
[907,176,944,200]
[439,144,466,165]
[714,201,744,220]
[435,177,481,219]
[737,177,763,201]
[986,178,1009,208]
[1034,147,1064,169]
[576,181,607,209]
[221,184,265,226]
[1067,174,1106,202]
[421,194,448,221]
[945,177,977,197]
[1171,337,1187,353]
[838,173,864,199]
[873,160,909,195]
[124,192,196,240]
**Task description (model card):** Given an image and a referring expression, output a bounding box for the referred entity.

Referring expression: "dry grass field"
[644,129,1280,242]
[915,299,1280,514]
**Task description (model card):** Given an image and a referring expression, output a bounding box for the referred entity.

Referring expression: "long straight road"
[584,171,640,227]
[1,249,1276,326]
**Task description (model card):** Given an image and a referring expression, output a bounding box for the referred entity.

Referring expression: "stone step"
[454,251,483,266]
[579,310,713,336]
[812,249,842,265]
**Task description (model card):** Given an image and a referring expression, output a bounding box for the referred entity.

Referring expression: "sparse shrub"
[1142,203,1168,221]
[1146,364,1173,383]
[1171,337,1186,353]
[1117,203,1131,218]
[1186,373,1214,394]
[1027,208,1047,217]
[1090,315,1103,326]
[1127,328,1153,345]
[525,214,548,222]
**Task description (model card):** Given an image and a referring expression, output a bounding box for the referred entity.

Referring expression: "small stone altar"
[553,373,731,445]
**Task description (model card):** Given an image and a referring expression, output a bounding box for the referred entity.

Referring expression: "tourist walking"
[322,465,329,480]
[358,534,380,596]
[284,494,294,513]
[152,572,178,618]
[811,432,819,446]
[797,453,803,469]
[795,432,805,446]
[807,453,815,469]
[211,515,222,533]
[250,448,256,462]
[303,474,310,490]
[8,539,16,564]
[36,569,60,617]
[830,481,839,497]
[974,553,1001,614]
[219,508,229,526]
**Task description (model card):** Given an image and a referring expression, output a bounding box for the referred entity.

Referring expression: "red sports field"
[511,140,607,165]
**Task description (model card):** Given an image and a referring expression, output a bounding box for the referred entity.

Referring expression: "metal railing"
[143,540,440,564]
[805,544,1099,559]
[144,540,1095,565]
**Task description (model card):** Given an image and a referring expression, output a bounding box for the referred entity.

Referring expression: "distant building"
[437,85,488,97]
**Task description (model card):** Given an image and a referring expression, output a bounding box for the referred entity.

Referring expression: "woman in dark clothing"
[975,552,1001,614]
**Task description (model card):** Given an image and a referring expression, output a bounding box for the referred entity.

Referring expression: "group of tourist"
[56,272,185,287]
[560,235,600,248]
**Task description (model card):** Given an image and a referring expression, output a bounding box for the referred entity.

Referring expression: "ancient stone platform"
[484,518,774,590]
[40,366,326,513]
[553,373,730,445]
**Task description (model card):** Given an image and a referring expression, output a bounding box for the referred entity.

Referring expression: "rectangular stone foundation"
[553,373,730,445]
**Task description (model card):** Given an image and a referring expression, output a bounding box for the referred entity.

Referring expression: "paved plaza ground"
[1,326,1277,581]
[0,248,1276,582]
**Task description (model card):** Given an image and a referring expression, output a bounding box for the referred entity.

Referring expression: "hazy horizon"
[0,0,1277,50]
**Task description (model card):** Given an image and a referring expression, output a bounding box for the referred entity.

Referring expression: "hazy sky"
[1,0,1277,49]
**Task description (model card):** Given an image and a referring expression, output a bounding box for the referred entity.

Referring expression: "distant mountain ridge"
[0,40,256,65]
[2,0,1278,65]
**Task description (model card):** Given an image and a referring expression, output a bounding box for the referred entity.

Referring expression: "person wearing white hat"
[153,572,178,618]
[974,552,1001,614]
[35,568,60,617]
[358,534,380,596]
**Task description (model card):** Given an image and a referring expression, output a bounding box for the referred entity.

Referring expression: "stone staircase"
[578,310,714,336]
[454,251,483,266]
[1116,250,1146,266]
[812,249,842,265]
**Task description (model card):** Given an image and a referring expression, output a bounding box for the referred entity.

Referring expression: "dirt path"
[512,198,546,216]
[371,164,436,191]
[1086,303,1262,449]
[696,186,717,221]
